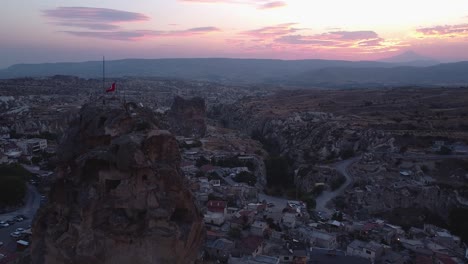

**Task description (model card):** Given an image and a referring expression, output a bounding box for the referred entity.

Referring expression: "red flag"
[106,83,116,93]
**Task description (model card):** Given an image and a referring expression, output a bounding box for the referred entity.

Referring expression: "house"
[237,236,264,256]
[282,213,296,229]
[309,229,337,249]
[229,255,280,264]
[18,138,47,154]
[270,231,284,242]
[205,200,227,226]
[230,210,255,229]
[251,221,268,237]
[399,238,424,251]
[272,248,307,264]
[347,240,383,263]
[205,238,235,261]
[309,248,370,264]
[292,227,337,249]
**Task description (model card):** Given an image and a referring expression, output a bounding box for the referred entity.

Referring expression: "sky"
[0,0,468,68]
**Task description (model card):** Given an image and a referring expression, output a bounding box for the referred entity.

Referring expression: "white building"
[18,138,47,155]
[347,240,383,263]
[251,221,268,237]
[282,213,296,229]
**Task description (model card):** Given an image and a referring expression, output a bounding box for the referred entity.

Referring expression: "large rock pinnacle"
[31,99,204,264]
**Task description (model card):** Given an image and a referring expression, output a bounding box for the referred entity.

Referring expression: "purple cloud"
[62,27,220,41]
[328,31,378,40]
[243,23,298,38]
[258,1,287,9]
[276,35,336,45]
[43,7,149,30]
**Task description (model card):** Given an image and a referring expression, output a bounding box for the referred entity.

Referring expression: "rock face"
[31,99,204,264]
[211,105,395,162]
[167,96,206,138]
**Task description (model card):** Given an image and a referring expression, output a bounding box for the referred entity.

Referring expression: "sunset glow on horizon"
[1,0,468,68]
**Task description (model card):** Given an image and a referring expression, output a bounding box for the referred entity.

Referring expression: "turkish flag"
[106,83,116,93]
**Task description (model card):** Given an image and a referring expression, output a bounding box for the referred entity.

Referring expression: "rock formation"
[167,96,206,138]
[31,98,204,264]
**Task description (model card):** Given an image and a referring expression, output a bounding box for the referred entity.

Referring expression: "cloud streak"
[258,1,287,9]
[242,23,298,38]
[234,24,407,55]
[62,27,220,41]
[44,7,219,41]
[415,24,468,38]
[181,0,287,10]
[43,7,149,30]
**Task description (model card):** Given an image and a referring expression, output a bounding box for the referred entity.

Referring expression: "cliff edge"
[31,98,204,264]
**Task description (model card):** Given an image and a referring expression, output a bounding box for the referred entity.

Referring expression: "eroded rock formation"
[31,98,204,264]
[167,96,206,138]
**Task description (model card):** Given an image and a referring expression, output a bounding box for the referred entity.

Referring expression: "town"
[0,77,467,264]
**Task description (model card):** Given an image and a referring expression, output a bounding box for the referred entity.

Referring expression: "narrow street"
[315,157,359,215]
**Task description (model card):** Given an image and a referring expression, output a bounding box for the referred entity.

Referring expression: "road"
[315,157,359,215]
[0,184,41,258]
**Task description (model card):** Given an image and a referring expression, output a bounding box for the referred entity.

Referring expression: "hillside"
[1,58,468,88]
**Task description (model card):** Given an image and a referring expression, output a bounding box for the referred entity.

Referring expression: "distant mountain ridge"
[0,58,393,81]
[379,50,440,67]
[1,58,467,88]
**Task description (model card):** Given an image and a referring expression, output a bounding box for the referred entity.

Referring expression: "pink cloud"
[257,1,287,9]
[416,24,468,38]
[181,0,287,9]
[232,25,405,58]
[242,23,298,38]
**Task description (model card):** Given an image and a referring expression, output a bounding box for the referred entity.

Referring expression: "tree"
[228,227,241,239]
[330,175,346,191]
[438,146,452,155]
[234,171,257,186]
[0,164,30,206]
[265,156,292,188]
[332,212,343,221]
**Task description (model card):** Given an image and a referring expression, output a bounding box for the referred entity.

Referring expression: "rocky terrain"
[168,96,207,138]
[209,95,396,192]
[31,98,204,264]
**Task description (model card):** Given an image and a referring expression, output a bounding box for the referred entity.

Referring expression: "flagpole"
[102,56,105,94]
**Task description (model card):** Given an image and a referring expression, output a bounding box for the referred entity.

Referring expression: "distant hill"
[0,58,392,82]
[380,50,440,67]
[287,62,468,88]
[1,58,467,88]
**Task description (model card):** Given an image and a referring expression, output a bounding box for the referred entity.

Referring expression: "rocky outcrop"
[31,98,204,264]
[167,96,206,138]
[210,103,395,188]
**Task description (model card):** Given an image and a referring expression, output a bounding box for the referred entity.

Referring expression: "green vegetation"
[340,148,355,159]
[330,175,347,191]
[437,146,452,155]
[331,212,344,221]
[0,163,31,206]
[312,185,325,196]
[234,171,256,186]
[449,208,468,243]
[334,196,346,210]
[213,156,255,171]
[228,227,241,239]
[195,156,210,167]
[265,156,293,188]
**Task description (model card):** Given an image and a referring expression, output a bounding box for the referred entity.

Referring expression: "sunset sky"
[1,0,468,68]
